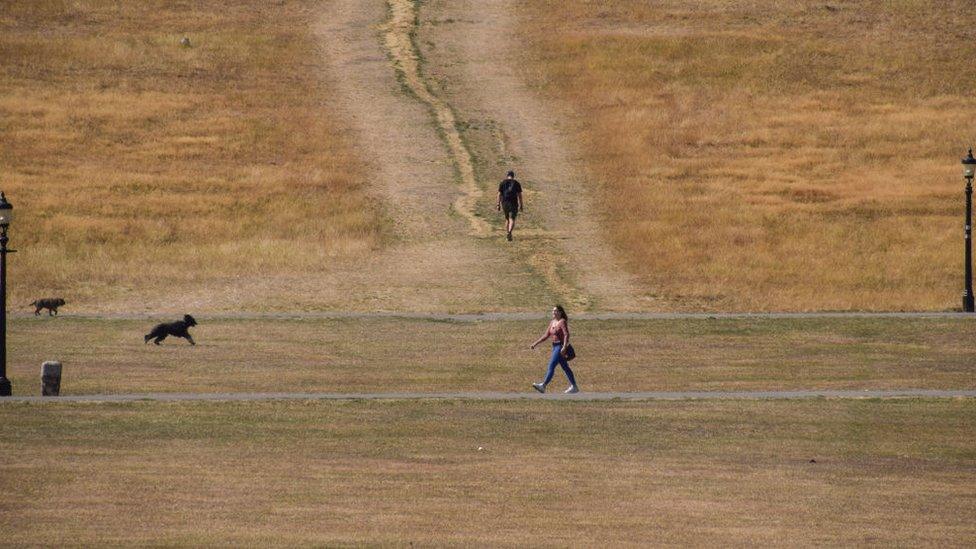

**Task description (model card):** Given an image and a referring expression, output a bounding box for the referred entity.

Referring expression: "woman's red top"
[547,320,569,344]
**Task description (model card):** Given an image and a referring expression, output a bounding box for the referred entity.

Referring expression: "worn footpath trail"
[416,0,654,311]
[306,0,543,314]
[309,0,654,314]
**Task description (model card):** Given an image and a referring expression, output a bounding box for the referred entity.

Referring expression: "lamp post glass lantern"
[0,192,11,396]
[962,150,975,313]
[0,197,12,227]
[964,149,976,178]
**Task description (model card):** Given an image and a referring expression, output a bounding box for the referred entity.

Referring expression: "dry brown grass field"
[516,0,976,311]
[2,3,975,546]
[5,0,971,312]
[0,0,383,310]
[3,316,974,395]
[1,399,974,545]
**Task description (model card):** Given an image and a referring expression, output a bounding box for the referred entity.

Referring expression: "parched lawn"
[4,316,975,395]
[0,0,384,309]
[0,399,973,545]
[516,0,976,311]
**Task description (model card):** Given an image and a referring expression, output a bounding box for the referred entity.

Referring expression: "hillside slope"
[4,1,967,312]
[514,0,976,311]
[0,0,383,312]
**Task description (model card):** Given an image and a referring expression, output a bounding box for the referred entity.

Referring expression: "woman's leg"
[542,345,561,385]
[558,354,578,387]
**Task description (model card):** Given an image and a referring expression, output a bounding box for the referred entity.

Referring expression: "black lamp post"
[0,192,12,396]
[962,150,975,313]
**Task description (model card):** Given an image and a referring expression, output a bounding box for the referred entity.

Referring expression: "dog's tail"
[29,301,36,307]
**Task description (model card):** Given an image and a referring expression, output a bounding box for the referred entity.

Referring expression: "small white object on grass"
[180,37,191,47]
[478,446,484,451]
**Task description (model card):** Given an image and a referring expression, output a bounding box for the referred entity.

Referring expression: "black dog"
[31,298,65,316]
[144,314,197,345]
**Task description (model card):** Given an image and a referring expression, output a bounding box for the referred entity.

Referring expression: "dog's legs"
[48,309,54,316]
[34,308,40,316]
[153,334,167,345]
[185,334,195,346]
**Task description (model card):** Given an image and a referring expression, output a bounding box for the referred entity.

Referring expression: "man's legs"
[504,203,517,240]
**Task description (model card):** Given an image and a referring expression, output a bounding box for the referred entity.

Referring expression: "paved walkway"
[14,311,976,321]
[4,389,975,403]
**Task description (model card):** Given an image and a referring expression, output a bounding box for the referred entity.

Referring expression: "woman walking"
[530,305,579,394]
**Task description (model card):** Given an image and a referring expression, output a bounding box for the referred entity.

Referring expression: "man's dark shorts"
[502,201,519,220]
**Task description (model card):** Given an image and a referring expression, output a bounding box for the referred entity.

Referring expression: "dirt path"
[380,0,587,307]
[311,0,653,314]
[297,0,551,313]
[6,389,975,403]
[416,0,656,312]
[381,0,488,238]
[318,0,455,241]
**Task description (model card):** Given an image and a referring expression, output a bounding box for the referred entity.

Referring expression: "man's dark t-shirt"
[499,179,522,206]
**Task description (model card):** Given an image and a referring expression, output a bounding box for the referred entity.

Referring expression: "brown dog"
[31,298,65,316]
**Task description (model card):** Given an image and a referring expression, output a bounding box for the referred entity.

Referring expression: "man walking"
[497,170,523,241]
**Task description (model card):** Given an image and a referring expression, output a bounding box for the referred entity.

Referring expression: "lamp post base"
[965,294,975,313]
[0,377,10,397]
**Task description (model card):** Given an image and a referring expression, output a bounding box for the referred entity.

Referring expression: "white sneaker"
[564,385,579,394]
[532,382,546,394]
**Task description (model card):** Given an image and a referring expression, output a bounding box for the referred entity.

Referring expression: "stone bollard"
[41,361,61,396]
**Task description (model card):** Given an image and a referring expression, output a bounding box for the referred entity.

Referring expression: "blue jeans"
[543,343,577,386]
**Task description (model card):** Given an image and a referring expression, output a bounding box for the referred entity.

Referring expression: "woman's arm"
[558,321,569,355]
[530,326,550,349]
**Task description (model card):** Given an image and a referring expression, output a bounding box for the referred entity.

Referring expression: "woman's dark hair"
[554,304,568,324]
